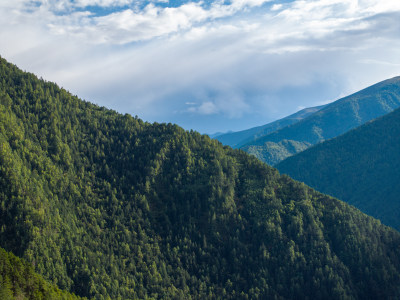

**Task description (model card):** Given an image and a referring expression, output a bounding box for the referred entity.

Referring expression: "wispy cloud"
[8,0,273,44]
[1,0,400,133]
[73,0,134,8]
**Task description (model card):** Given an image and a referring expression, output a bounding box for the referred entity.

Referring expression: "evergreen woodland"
[0,247,82,299]
[277,106,400,231]
[1,56,400,299]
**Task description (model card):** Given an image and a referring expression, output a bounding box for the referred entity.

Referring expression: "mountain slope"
[241,77,400,165]
[276,106,400,230]
[0,247,82,299]
[1,56,400,299]
[215,105,324,148]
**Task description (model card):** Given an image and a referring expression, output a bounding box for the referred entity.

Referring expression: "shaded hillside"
[244,139,311,166]
[215,105,324,148]
[277,107,400,231]
[1,56,400,299]
[241,77,400,165]
[0,247,82,299]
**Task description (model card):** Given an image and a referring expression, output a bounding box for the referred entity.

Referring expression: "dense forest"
[1,56,400,299]
[214,105,324,148]
[277,106,400,231]
[0,247,82,299]
[240,77,400,165]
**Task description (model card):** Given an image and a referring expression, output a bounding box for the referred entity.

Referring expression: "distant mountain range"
[2,56,400,299]
[277,106,400,231]
[215,77,400,165]
[214,105,325,148]
[208,131,228,139]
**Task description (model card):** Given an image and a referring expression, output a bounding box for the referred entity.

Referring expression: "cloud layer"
[1,0,400,133]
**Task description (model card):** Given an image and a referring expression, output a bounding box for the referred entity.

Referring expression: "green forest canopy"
[1,56,400,299]
[0,247,82,299]
[277,106,400,231]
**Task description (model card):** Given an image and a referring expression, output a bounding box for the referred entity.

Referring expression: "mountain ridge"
[1,56,400,299]
[215,105,325,148]
[241,76,400,165]
[276,105,400,230]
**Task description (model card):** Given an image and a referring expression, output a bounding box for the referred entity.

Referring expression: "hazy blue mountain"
[208,131,230,139]
[215,105,324,148]
[277,107,400,230]
[241,76,400,165]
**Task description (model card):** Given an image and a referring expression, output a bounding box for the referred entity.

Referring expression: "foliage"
[277,107,400,231]
[240,77,400,165]
[0,247,82,299]
[244,139,311,166]
[1,56,400,299]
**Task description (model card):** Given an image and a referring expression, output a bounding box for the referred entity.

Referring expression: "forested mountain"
[214,105,324,148]
[241,77,400,165]
[1,56,400,299]
[277,107,400,231]
[208,131,226,139]
[0,247,82,299]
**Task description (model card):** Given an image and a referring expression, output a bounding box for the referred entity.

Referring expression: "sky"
[1,0,400,134]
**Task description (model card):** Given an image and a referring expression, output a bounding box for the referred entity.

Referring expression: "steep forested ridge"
[214,105,324,148]
[277,107,400,231]
[1,56,400,299]
[241,77,400,165]
[0,247,82,299]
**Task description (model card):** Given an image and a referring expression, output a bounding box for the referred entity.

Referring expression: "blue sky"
[1,0,400,134]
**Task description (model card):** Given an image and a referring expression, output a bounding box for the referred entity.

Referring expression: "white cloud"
[89,3,209,43]
[191,101,219,115]
[271,4,282,11]
[1,0,400,132]
[73,0,134,7]
[4,0,273,45]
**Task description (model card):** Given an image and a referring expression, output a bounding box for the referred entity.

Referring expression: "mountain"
[215,105,324,148]
[0,247,81,299]
[1,56,400,299]
[241,77,400,165]
[276,106,400,231]
[208,131,229,139]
